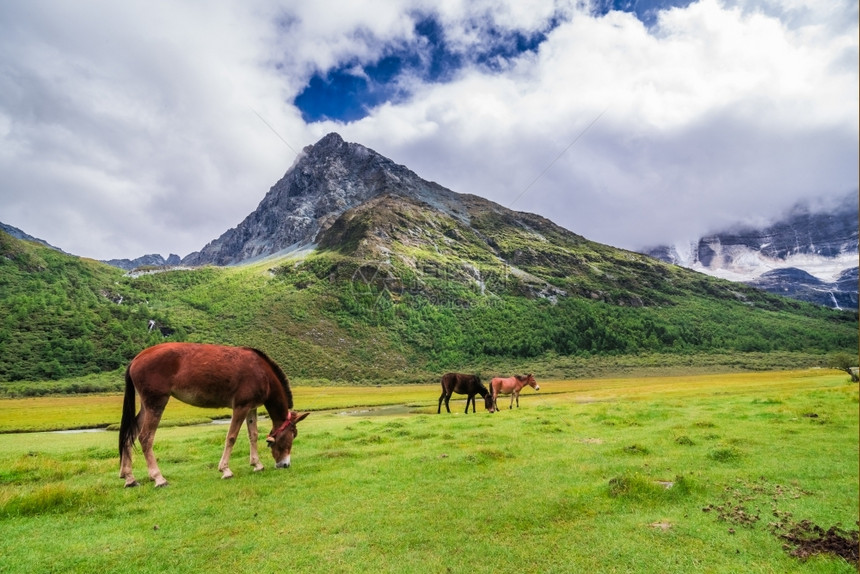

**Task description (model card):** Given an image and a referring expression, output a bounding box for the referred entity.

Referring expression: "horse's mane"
[248,348,293,409]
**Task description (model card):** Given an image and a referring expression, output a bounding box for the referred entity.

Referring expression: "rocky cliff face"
[182,133,472,266]
[642,193,859,309]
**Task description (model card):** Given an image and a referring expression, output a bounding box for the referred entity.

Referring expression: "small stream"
[49,404,421,433]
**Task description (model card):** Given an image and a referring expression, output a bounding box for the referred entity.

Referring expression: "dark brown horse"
[438,373,495,414]
[119,342,309,487]
[490,373,540,410]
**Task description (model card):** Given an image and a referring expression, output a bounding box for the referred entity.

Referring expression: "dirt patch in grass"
[772,520,859,563]
[703,477,858,564]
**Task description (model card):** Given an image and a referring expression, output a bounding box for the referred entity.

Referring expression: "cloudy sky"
[1,0,857,260]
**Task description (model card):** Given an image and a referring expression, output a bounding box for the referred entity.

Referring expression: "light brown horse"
[119,342,309,487]
[437,373,495,414]
[490,374,540,410]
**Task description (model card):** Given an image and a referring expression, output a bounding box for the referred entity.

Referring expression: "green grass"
[0,370,856,573]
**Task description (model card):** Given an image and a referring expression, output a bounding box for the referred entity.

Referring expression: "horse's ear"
[294,412,310,424]
[266,435,275,444]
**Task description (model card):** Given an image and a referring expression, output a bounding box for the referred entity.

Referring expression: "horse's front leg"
[510,392,516,409]
[464,394,473,414]
[218,408,250,480]
[245,408,265,472]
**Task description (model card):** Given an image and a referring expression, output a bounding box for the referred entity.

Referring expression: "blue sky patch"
[294,2,695,123]
[592,0,696,26]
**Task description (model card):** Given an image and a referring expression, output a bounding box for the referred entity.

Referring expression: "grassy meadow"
[0,369,857,573]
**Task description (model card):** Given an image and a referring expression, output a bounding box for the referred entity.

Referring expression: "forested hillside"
[0,232,166,380]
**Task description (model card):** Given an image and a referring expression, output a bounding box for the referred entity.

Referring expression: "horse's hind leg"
[441,392,453,413]
[138,403,169,487]
[245,408,265,472]
[120,409,145,487]
[218,407,249,479]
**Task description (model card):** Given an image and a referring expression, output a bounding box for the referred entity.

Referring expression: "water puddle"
[46,405,419,433]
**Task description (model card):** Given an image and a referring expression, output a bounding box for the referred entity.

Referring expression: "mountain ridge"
[176,132,734,307]
[6,132,856,310]
[642,193,858,309]
[0,222,67,254]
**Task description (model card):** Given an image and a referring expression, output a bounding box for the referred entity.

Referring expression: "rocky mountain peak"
[182,133,425,266]
[306,131,347,153]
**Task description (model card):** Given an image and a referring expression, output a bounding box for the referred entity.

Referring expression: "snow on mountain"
[642,193,858,309]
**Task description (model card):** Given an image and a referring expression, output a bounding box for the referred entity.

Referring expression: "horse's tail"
[118,366,138,457]
[251,348,293,410]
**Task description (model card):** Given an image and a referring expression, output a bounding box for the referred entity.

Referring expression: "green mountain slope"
[307,193,857,363]
[0,232,167,380]
[0,191,857,386]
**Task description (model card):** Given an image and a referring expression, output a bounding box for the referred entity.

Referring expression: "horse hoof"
[155,481,169,488]
[124,481,140,488]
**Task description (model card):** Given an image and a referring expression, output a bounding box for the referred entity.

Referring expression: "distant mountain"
[0,222,66,253]
[178,132,701,306]
[102,253,182,271]
[0,221,183,271]
[747,267,858,309]
[642,194,859,309]
[181,132,857,311]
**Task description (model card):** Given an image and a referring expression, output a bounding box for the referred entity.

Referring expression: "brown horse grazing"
[490,373,540,410]
[437,373,495,414]
[119,342,309,487]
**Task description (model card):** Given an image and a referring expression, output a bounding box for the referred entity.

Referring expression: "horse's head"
[266,411,310,468]
[483,393,496,413]
[525,373,539,391]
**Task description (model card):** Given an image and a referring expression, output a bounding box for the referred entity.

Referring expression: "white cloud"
[0,0,856,259]
[342,0,858,248]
